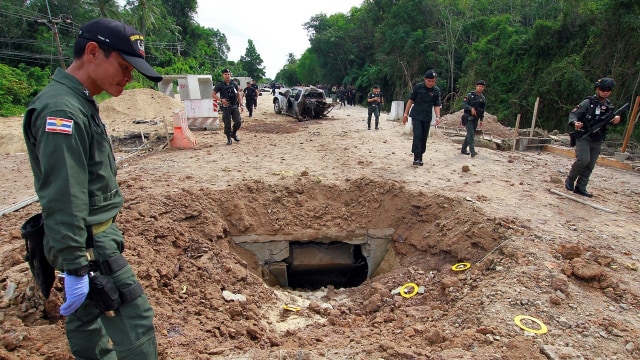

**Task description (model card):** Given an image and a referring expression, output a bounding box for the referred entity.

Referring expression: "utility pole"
[37,0,71,69]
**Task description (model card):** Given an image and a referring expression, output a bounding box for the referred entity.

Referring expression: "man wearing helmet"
[564,77,621,197]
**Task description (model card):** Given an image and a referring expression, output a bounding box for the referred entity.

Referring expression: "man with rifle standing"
[213,68,244,145]
[460,80,486,157]
[565,77,623,198]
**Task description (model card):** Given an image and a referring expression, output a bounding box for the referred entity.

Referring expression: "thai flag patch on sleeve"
[45,117,73,134]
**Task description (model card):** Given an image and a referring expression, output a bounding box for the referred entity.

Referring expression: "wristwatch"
[66,264,89,276]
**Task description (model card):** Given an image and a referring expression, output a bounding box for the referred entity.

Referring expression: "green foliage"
[238,40,266,82]
[275,54,299,86]
[160,0,197,33]
[0,64,40,116]
[297,51,321,85]
[296,0,640,143]
[20,64,50,98]
[94,0,120,18]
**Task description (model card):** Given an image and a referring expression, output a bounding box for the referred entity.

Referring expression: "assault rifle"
[580,102,630,141]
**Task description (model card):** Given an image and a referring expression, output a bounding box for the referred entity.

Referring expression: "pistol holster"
[21,213,56,299]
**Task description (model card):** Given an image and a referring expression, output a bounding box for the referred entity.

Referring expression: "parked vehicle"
[273,86,334,121]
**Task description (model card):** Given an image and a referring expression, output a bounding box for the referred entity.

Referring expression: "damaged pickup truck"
[273,86,334,121]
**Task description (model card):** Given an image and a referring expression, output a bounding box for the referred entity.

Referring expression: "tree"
[94,0,120,19]
[276,53,299,86]
[0,63,48,116]
[438,0,469,101]
[304,12,363,84]
[123,0,161,36]
[297,50,321,85]
[367,0,442,101]
[238,39,265,81]
[160,0,197,33]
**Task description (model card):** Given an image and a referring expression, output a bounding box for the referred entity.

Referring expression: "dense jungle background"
[1,0,639,140]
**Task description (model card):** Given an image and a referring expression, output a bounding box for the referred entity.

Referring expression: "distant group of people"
[330,84,360,107]
[209,66,622,198]
[400,69,620,199]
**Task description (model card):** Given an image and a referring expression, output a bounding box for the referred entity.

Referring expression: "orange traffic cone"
[170,126,196,149]
[170,110,197,149]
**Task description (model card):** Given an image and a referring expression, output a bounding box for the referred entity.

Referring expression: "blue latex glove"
[59,273,89,316]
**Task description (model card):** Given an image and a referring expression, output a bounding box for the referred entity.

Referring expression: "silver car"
[273,86,334,121]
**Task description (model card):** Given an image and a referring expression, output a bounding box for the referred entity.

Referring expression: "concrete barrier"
[389,101,404,121]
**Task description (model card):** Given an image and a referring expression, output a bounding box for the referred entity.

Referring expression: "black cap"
[476,80,486,85]
[78,19,162,82]
[594,77,615,91]
[424,70,437,79]
[221,68,231,74]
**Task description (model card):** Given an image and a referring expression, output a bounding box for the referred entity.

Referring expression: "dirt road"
[1,89,639,359]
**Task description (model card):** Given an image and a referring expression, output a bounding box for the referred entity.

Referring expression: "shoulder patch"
[45,117,73,134]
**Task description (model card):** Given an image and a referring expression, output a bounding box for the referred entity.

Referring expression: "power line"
[0,49,71,66]
[0,2,78,69]
[1,4,224,68]
[37,0,72,69]
[0,38,42,45]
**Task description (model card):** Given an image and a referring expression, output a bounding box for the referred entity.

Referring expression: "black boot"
[413,154,420,166]
[418,154,424,166]
[564,178,575,191]
[573,187,593,198]
[232,133,240,142]
[226,134,232,145]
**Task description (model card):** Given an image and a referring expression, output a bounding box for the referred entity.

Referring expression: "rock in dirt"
[570,258,602,280]
[541,345,585,360]
[557,243,584,260]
